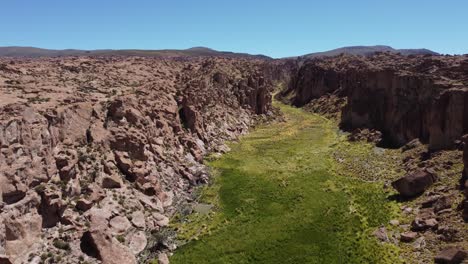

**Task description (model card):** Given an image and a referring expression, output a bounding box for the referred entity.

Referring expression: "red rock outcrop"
[0,56,276,263]
[279,53,468,150]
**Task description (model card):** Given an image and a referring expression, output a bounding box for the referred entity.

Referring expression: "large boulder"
[80,229,136,264]
[4,210,42,262]
[434,247,467,264]
[38,187,65,228]
[392,169,437,197]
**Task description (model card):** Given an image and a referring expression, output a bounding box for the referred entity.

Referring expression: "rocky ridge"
[0,56,276,263]
[279,52,468,150]
[279,52,468,263]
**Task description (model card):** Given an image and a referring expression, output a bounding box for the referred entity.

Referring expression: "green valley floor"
[169,102,402,264]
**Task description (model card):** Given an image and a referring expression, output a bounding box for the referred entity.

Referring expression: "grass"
[169,102,402,264]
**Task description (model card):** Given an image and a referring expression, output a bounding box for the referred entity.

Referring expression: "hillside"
[0,46,271,59]
[301,45,439,58]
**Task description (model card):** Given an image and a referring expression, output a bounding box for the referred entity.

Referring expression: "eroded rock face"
[462,135,468,221]
[279,53,468,150]
[0,56,276,262]
[80,229,137,264]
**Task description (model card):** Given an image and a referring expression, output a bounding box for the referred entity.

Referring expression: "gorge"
[0,51,467,264]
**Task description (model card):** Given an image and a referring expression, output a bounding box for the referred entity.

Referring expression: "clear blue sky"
[1,0,467,58]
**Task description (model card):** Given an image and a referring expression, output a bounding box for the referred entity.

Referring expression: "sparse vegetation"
[170,102,402,264]
[53,238,71,251]
[116,235,126,243]
[27,95,50,104]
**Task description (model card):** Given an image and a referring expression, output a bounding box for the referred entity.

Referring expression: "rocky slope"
[279,52,468,263]
[0,56,276,263]
[279,53,468,150]
[300,45,439,59]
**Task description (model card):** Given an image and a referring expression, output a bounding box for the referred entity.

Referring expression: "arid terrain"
[0,56,280,263]
[0,50,467,264]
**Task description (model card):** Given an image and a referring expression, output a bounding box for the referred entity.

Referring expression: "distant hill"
[0,46,271,59]
[301,45,439,58]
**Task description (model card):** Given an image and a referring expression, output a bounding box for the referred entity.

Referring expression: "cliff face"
[279,53,468,150]
[0,57,275,263]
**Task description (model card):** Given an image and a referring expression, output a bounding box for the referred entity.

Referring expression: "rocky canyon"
[0,56,278,263]
[0,51,467,264]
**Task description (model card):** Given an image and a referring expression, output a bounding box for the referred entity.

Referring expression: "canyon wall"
[0,57,275,263]
[279,53,468,149]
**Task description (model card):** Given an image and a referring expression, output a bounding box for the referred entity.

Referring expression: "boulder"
[434,196,452,213]
[411,208,438,231]
[76,199,94,212]
[54,149,78,182]
[392,169,437,197]
[101,173,122,189]
[400,232,418,242]
[373,226,388,242]
[88,208,112,230]
[109,216,131,234]
[153,212,169,227]
[38,188,65,228]
[75,184,105,211]
[4,211,42,262]
[130,211,146,229]
[127,231,147,254]
[158,253,169,264]
[80,229,136,264]
[1,178,27,205]
[434,247,467,264]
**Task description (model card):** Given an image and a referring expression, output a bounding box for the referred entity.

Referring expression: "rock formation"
[0,56,276,263]
[463,135,468,222]
[278,53,468,150]
[279,52,468,262]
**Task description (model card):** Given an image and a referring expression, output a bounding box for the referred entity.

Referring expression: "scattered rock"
[80,229,137,264]
[422,195,441,208]
[102,174,122,189]
[434,247,467,264]
[127,231,147,254]
[436,226,459,242]
[109,216,132,234]
[400,231,418,242]
[412,236,426,249]
[434,196,452,213]
[392,169,437,197]
[411,208,438,231]
[373,226,388,242]
[153,212,170,227]
[158,253,169,264]
[130,211,146,229]
[76,198,94,212]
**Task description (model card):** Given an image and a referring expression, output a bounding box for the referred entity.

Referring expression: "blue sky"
[1,0,467,58]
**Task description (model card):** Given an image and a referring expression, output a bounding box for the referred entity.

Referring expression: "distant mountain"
[301,45,439,58]
[0,46,271,59]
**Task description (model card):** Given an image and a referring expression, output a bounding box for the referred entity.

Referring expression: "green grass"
[170,102,402,264]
